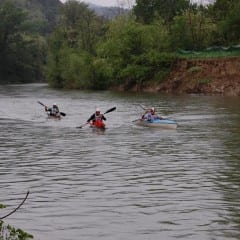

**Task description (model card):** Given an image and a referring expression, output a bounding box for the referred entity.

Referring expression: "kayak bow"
[134,119,177,129]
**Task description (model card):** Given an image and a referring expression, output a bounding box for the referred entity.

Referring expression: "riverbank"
[118,57,240,96]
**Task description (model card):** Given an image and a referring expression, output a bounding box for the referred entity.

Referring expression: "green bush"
[0,220,33,240]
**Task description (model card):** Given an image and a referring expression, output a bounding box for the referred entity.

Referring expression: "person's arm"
[45,107,51,112]
[141,110,148,119]
[87,113,95,122]
[101,115,106,121]
[154,113,163,120]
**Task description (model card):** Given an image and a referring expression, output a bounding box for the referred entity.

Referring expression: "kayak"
[90,119,106,129]
[47,114,61,120]
[134,119,177,129]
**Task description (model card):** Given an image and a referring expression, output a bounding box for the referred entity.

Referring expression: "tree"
[133,0,155,24]
[208,0,235,22]
[60,0,104,53]
[133,0,190,25]
[0,1,26,81]
[219,0,240,44]
[96,16,173,87]
[0,0,47,83]
[47,0,106,89]
[46,28,66,88]
[170,8,216,50]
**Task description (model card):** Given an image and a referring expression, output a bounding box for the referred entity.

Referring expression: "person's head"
[53,103,58,108]
[150,107,155,114]
[96,108,101,115]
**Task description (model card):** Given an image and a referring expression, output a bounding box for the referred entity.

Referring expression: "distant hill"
[0,0,129,35]
[86,2,130,19]
[2,0,213,35]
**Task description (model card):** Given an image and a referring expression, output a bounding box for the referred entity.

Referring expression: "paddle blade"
[37,101,46,107]
[60,112,66,117]
[104,107,116,114]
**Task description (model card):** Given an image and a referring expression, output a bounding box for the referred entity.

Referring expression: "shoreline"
[115,57,240,96]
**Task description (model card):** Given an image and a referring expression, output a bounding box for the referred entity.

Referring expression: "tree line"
[0,0,240,88]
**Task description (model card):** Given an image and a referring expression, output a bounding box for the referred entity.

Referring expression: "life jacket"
[51,106,60,116]
[93,119,105,128]
[142,112,155,122]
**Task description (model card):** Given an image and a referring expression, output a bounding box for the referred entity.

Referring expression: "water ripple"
[1,84,240,240]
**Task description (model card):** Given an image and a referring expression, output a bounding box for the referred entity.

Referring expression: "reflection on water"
[0,84,240,240]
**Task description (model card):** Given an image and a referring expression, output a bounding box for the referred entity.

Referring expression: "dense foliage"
[0,0,61,83]
[47,0,240,89]
[0,0,49,83]
[0,0,240,88]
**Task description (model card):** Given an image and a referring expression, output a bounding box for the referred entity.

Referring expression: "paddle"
[103,107,116,114]
[139,104,148,110]
[132,118,142,122]
[77,107,116,128]
[37,101,66,116]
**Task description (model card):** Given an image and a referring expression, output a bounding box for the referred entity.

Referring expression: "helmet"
[53,103,57,106]
[96,108,100,112]
[150,107,155,112]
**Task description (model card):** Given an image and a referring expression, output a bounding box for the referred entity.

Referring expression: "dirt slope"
[158,57,240,96]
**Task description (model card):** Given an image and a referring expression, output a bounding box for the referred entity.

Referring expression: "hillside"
[87,3,130,19]
[2,0,129,33]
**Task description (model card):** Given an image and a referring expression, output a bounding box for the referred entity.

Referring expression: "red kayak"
[90,119,106,129]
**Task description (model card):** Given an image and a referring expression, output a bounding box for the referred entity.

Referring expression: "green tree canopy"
[0,0,47,83]
[219,0,240,44]
[170,9,216,50]
[133,0,190,25]
[47,0,107,89]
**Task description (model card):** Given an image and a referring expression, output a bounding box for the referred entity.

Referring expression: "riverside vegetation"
[1,192,33,240]
[0,0,240,94]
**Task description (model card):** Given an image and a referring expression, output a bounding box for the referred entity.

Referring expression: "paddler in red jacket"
[87,108,106,125]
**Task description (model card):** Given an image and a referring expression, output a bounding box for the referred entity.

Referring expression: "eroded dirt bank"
[120,57,240,96]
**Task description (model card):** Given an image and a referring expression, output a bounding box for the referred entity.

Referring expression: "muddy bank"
[118,57,240,96]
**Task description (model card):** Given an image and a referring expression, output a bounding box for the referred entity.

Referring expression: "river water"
[0,83,240,240]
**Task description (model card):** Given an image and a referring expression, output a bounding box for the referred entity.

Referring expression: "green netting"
[178,44,240,55]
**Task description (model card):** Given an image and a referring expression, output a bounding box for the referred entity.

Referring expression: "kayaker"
[87,108,106,124]
[142,107,163,121]
[45,103,61,117]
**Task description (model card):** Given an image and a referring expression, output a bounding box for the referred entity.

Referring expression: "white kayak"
[134,119,178,129]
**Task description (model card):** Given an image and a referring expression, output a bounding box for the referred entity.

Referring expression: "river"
[0,83,240,240]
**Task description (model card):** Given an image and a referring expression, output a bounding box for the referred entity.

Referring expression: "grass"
[178,50,240,59]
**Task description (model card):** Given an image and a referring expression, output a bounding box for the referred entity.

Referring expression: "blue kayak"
[134,119,177,129]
